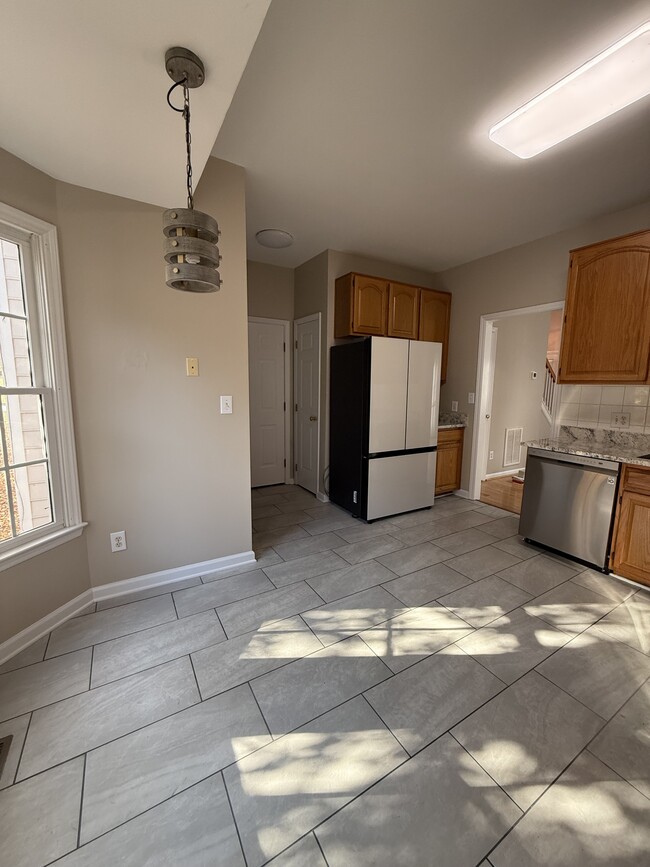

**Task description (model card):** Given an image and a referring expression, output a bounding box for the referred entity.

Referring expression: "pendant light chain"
[183,82,194,210]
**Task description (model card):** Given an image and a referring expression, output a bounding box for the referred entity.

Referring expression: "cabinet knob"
[485,414,491,419]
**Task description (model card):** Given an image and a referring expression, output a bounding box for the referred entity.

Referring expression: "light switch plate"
[220,395,233,414]
[468,393,475,404]
[451,400,458,412]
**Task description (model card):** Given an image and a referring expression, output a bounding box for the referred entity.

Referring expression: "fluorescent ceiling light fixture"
[489,21,650,158]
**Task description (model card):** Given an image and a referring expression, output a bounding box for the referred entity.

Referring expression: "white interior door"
[294,315,320,494]
[248,319,287,487]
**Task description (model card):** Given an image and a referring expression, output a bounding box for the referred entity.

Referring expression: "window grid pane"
[0,235,54,542]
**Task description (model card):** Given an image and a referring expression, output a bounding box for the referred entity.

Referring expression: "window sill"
[0,523,87,572]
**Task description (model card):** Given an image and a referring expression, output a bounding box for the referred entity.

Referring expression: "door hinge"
[284,459,286,468]
[295,340,298,349]
[295,463,298,471]
[295,403,298,412]
[283,342,286,352]
[283,401,286,411]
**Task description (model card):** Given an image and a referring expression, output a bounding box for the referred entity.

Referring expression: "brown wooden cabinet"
[435,427,464,495]
[387,282,420,339]
[334,273,388,337]
[558,229,650,384]
[610,464,650,587]
[334,271,452,382]
[419,289,451,383]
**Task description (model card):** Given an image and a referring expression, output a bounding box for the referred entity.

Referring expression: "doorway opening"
[470,301,564,513]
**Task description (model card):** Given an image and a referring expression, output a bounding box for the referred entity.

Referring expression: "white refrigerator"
[329,336,441,521]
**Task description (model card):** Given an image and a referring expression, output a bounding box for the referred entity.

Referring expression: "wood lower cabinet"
[335,272,452,381]
[387,282,419,339]
[610,464,650,587]
[558,229,650,384]
[334,273,388,337]
[435,427,464,495]
[419,289,451,383]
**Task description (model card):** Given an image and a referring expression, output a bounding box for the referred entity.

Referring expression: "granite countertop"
[439,411,467,430]
[527,426,650,468]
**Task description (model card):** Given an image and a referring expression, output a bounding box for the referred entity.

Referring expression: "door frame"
[469,301,564,501]
[248,316,292,485]
[293,313,321,497]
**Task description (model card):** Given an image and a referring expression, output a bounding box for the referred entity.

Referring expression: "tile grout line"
[448,730,524,814]
[246,681,273,740]
[44,611,179,661]
[313,830,331,866]
[187,654,203,702]
[170,591,181,620]
[221,769,250,867]
[76,752,88,849]
[11,710,33,785]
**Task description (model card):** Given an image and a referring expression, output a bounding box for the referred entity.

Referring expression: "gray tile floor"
[1,486,649,866]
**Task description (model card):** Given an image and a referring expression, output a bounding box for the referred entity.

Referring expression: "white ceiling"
[0,0,270,207]
[214,0,650,271]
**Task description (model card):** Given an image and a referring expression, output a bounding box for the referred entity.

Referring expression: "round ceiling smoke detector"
[255,229,294,249]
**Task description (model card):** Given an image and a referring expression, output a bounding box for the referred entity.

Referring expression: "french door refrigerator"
[330,336,441,521]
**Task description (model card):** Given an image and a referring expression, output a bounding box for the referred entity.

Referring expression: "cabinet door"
[352,275,388,335]
[558,230,650,383]
[419,289,451,383]
[387,282,419,339]
[435,429,463,494]
[611,490,650,586]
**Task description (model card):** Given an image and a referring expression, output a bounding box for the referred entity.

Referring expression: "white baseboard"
[454,489,473,499]
[0,589,94,666]
[92,550,256,601]
[317,491,330,503]
[0,549,255,666]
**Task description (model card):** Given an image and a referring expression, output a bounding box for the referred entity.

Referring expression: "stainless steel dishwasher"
[519,447,620,571]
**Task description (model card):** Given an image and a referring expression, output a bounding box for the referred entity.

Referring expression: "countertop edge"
[526,439,650,469]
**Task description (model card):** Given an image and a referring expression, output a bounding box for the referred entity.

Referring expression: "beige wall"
[487,312,552,475]
[0,148,251,644]
[0,148,91,644]
[438,198,650,491]
[56,156,251,587]
[247,260,294,320]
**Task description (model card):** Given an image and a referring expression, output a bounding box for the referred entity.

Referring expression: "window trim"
[0,202,85,571]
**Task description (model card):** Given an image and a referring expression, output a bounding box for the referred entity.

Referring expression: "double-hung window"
[0,203,83,568]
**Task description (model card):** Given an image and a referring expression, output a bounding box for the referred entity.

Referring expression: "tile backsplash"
[557,385,650,434]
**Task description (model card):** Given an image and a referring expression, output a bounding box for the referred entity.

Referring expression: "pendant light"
[163,47,222,292]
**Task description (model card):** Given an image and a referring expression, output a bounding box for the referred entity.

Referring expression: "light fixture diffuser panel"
[490,22,650,158]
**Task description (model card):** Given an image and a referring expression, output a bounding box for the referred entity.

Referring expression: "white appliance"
[329,336,441,521]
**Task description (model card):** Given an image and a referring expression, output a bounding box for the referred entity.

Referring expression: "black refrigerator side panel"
[329,340,369,517]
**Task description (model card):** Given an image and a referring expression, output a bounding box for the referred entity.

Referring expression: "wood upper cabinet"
[558,229,650,384]
[334,273,388,337]
[334,272,452,380]
[387,282,420,339]
[610,464,650,587]
[435,427,464,495]
[419,289,451,383]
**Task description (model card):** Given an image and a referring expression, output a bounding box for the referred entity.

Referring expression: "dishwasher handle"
[527,447,620,474]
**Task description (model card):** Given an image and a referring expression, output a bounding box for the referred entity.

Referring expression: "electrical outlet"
[611,411,631,428]
[489,450,494,461]
[451,400,458,412]
[110,531,127,553]
[468,393,475,404]
[186,357,199,376]
[220,395,233,414]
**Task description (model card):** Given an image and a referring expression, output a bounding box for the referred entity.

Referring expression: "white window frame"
[0,202,85,570]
